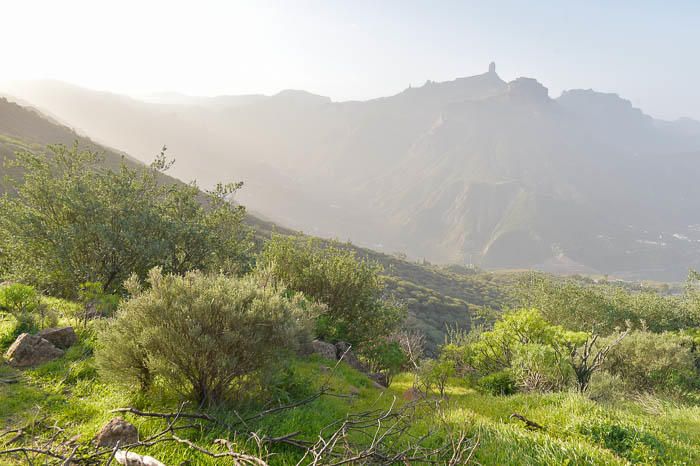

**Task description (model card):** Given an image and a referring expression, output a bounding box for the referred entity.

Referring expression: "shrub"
[0,283,40,329]
[603,331,700,393]
[363,340,407,386]
[257,235,405,348]
[417,357,456,397]
[96,268,315,406]
[478,370,517,396]
[0,283,38,315]
[0,144,251,297]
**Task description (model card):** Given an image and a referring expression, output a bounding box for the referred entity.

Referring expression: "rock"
[38,327,77,349]
[95,417,139,448]
[369,372,389,388]
[115,450,165,466]
[4,333,64,367]
[335,342,366,372]
[311,340,337,361]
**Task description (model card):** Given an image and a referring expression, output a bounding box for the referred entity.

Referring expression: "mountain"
[0,97,516,350]
[4,64,700,280]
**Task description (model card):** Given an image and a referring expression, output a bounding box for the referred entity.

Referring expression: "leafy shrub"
[363,340,407,386]
[0,283,41,330]
[511,342,572,392]
[0,144,251,296]
[586,371,627,402]
[478,370,517,396]
[96,268,315,406]
[604,331,700,393]
[0,283,38,315]
[519,274,700,333]
[257,235,405,348]
[417,357,456,397]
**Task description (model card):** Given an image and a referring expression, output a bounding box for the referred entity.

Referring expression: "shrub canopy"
[257,235,405,347]
[0,144,251,296]
[97,268,314,406]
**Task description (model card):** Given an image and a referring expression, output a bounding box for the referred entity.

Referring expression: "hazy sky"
[2,0,699,120]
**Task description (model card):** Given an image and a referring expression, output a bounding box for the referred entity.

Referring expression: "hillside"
[4,66,700,279]
[0,97,510,350]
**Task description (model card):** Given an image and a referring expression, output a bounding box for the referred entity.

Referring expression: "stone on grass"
[95,417,139,448]
[311,340,337,361]
[4,333,64,367]
[38,326,77,349]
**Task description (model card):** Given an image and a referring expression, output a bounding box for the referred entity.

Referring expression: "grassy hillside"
[2,315,699,465]
[0,97,511,350]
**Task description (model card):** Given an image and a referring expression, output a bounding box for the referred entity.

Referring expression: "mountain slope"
[0,97,514,349]
[4,64,700,279]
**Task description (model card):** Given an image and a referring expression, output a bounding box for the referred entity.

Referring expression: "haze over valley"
[4,63,700,280]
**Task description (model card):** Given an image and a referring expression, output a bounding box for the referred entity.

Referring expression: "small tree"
[416,357,455,398]
[97,268,314,406]
[1,144,251,297]
[364,340,407,386]
[565,328,629,392]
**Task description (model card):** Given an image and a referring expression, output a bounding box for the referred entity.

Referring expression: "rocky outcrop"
[38,326,77,349]
[4,333,64,367]
[95,417,139,448]
[311,340,337,361]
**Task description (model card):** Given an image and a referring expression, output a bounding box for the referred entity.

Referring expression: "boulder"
[95,417,138,448]
[311,340,337,361]
[4,333,64,367]
[335,342,366,372]
[38,326,77,349]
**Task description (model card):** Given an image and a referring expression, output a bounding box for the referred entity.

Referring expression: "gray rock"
[335,341,366,372]
[4,333,64,367]
[95,417,138,448]
[38,327,77,349]
[311,340,337,361]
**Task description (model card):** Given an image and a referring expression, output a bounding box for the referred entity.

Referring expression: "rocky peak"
[507,77,550,103]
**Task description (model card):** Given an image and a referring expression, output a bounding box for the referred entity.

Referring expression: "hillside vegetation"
[3,101,700,465]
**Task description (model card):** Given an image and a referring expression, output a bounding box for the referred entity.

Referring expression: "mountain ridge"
[3,65,700,279]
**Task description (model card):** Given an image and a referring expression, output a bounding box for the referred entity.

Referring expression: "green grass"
[3,317,700,466]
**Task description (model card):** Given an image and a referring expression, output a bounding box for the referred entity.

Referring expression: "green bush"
[257,235,405,348]
[363,340,407,386]
[0,283,41,330]
[96,268,316,406]
[417,357,456,397]
[0,283,38,315]
[604,331,700,393]
[478,370,517,396]
[0,144,251,297]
